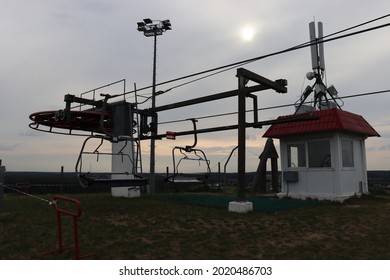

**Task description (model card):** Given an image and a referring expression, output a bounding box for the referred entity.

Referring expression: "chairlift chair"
[167,119,211,185]
[75,135,146,189]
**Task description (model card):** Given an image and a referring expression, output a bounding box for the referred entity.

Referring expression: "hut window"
[341,140,354,167]
[287,143,306,167]
[308,140,331,167]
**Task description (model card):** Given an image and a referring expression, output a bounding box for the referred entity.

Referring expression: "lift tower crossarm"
[150,85,262,113]
[151,80,286,113]
[236,68,287,93]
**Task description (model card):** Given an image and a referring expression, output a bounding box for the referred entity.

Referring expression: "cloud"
[201,145,238,156]
[0,143,21,151]
[19,130,44,137]
[246,133,259,141]
[378,145,390,151]
[367,143,390,152]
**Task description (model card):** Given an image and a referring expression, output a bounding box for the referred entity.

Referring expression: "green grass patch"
[1,192,390,259]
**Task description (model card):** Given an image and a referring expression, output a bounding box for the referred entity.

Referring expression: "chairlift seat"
[169,177,201,184]
[79,174,147,188]
[167,173,206,184]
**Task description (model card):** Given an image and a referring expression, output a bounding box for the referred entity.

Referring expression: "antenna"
[309,22,319,71]
[309,21,325,73]
[317,22,325,71]
[294,21,342,114]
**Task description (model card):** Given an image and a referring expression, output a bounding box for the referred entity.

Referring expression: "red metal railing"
[44,195,92,259]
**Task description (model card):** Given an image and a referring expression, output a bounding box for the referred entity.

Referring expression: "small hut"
[263,108,379,201]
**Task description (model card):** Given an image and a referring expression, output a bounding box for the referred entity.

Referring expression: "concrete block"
[111,186,141,198]
[228,201,253,213]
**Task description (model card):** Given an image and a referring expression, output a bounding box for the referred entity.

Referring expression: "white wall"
[338,136,368,195]
[111,141,134,180]
[278,133,368,200]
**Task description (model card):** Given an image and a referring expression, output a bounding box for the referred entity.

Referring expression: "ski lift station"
[264,108,379,201]
[24,20,381,212]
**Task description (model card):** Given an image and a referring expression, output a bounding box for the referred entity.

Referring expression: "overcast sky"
[1,0,390,174]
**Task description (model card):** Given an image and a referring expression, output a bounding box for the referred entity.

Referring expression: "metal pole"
[57,211,63,254]
[149,33,157,193]
[218,162,221,192]
[73,217,80,259]
[237,74,247,201]
[0,161,5,213]
[60,166,64,193]
[0,184,3,213]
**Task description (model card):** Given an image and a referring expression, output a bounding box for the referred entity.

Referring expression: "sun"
[241,26,255,41]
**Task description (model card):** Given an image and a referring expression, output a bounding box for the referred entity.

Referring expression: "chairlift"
[75,135,146,189]
[167,119,211,184]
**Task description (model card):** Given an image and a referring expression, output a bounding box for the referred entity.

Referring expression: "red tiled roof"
[263,108,380,138]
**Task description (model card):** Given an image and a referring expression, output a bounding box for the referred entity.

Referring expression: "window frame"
[287,142,307,168]
[286,138,333,169]
[341,139,354,168]
[307,139,332,168]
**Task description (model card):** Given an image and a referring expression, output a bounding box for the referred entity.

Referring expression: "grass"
[1,191,390,259]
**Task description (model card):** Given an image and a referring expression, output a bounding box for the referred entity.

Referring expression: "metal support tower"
[137,18,172,193]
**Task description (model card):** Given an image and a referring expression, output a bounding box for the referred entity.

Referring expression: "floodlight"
[327,85,338,96]
[143,18,153,24]
[162,20,171,27]
[306,72,316,80]
[302,85,313,98]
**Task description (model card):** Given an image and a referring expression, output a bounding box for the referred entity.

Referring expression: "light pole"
[137,18,171,193]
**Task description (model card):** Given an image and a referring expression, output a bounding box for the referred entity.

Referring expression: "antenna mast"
[309,21,326,75]
[295,21,342,113]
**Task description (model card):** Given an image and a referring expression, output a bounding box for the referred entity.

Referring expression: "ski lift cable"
[167,14,390,94]
[2,184,55,205]
[158,89,390,125]
[90,15,390,104]
[123,15,390,102]
[162,16,390,94]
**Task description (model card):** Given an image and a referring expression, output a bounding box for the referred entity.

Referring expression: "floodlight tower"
[137,18,172,193]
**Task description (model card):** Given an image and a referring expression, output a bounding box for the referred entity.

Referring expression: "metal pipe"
[139,113,317,140]
[224,145,238,186]
[79,79,126,97]
[149,33,158,193]
[236,74,247,202]
[151,84,269,113]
